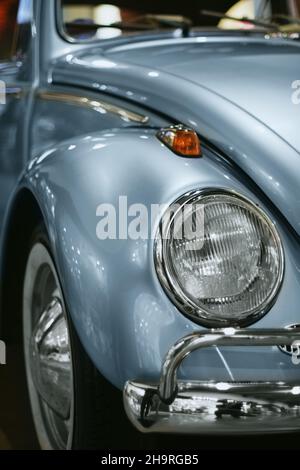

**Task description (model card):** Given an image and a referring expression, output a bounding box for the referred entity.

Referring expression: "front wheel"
[22,227,141,449]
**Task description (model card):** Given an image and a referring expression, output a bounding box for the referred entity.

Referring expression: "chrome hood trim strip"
[37,90,149,124]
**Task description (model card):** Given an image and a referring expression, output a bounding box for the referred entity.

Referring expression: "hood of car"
[106,37,300,154]
[53,36,300,234]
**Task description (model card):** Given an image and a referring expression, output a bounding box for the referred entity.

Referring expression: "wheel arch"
[0,188,44,342]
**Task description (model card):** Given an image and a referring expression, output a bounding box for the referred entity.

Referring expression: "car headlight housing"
[155,190,284,327]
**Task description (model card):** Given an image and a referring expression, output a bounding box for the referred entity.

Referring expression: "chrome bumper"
[123,328,300,435]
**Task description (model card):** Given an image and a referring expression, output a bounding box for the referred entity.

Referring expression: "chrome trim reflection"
[5,86,23,99]
[30,295,72,420]
[278,324,300,358]
[124,328,300,434]
[38,90,149,124]
[159,328,299,402]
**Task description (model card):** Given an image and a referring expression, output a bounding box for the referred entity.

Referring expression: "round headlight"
[155,190,284,327]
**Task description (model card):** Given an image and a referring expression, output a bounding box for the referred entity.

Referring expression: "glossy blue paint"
[0,0,35,227]
[20,129,300,388]
[1,1,300,392]
[52,37,300,234]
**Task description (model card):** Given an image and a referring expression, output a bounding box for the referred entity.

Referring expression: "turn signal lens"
[157,126,201,157]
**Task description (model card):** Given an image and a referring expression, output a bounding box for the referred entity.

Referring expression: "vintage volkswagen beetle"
[1,0,300,450]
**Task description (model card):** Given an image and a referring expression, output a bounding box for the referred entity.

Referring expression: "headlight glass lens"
[157,191,284,327]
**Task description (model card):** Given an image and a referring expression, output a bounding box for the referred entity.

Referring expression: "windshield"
[60,0,300,41]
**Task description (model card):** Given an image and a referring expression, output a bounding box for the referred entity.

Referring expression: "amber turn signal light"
[157,125,201,157]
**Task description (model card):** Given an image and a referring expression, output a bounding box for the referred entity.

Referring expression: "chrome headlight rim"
[154,188,285,328]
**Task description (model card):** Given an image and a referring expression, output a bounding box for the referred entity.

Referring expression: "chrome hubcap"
[23,243,74,450]
[30,295,72,420]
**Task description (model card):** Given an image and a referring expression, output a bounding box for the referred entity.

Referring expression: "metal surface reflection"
[124,328,300,434]
[30,296,72,420]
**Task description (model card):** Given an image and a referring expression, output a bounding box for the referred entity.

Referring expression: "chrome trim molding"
[37,90,149,124]
[158,328,299,402]
[124,328,300,434]
[5,86,23,99]
[278,324,300,357]
[154,188,285,328]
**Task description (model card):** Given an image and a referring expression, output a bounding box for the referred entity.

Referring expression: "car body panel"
[109,39,300,153]
[0,0,35,229]
[30,85,167,157]
[17,128,300,389]
[52,37,300,236]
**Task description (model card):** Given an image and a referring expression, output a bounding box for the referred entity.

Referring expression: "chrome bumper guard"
[123,329,300,434]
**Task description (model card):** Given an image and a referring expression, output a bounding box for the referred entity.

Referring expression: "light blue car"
[1,0,300,450]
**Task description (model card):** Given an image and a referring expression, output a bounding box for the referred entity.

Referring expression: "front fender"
[16,128,300,389]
